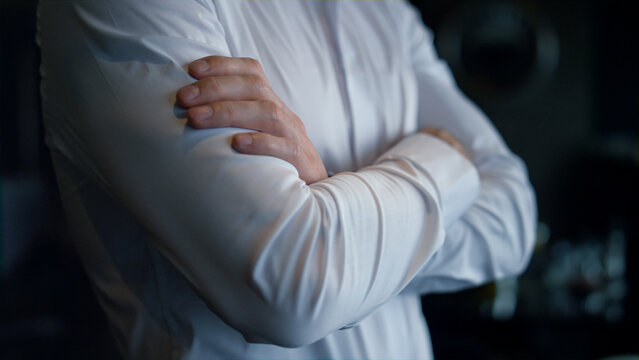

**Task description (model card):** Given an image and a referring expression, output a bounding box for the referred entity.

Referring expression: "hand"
[420,128,471,161]
[177,56,328,184]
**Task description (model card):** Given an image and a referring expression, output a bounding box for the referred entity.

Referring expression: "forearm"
[400,77,536,294]
[39,0,480,347]
[404,152,537,294]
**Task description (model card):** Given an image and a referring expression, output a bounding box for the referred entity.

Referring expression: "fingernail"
[181,85,199,101]
[190,60,209,73]
[191,106,212,122]
[235,133,253,147]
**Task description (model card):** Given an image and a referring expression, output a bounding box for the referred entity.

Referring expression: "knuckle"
[263,100,280,121]
[211,101,223,116]
[267,140,279,153]
[221,102,235,119]
[202,77,222,94]
[293,114,306,132]
[263,101,286,134]
[210,102,232,127]
[258,136,276,152]
[290,142,301,159]
[208,55,229,68]
[244,57,264,74]
[247,74,268,93]
[203,55,218,66]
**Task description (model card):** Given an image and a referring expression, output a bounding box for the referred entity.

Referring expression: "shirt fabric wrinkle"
[37,0,536,359]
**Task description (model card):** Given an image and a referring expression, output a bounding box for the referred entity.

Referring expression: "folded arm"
[169,2,538,297]
[39,0,479,347]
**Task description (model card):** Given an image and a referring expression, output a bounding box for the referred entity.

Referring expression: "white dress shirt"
[37,0,537,359]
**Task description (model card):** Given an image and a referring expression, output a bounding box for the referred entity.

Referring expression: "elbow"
[512,184,538,277]
[507,235,535,278]
[489,166,538,279]
[240,206,346,348]
[500,197,538,279]
[488,224,535,283]
[244,260,343,348]
[512,220,536,277]
[206,183,354,348]
[240,268,342,348]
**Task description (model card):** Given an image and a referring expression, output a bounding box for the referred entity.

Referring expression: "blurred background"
[1,0,637,359]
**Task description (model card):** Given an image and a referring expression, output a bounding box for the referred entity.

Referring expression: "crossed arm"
[175,53,536,298]
[39,0,536,348]
[175,55,471,184]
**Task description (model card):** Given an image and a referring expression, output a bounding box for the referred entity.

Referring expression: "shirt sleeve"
[397,2,538,294]
[38,0,479,347]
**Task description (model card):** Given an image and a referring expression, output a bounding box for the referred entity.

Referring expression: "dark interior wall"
[414,0,638,233]
[1,1,119,359]
[1,0,44,175]
[413,1,638,359]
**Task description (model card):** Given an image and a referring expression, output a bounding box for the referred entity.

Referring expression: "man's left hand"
[177,56,328,185]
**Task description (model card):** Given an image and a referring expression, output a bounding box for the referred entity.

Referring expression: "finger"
[188,56,264,79]
[432,131,467,156]
[232,132,298,164]
[177,75,275,108]
[433,129,456,145]
[187,100,289,136]
[422,128,471,160]
[421,127,446,138]
[422,128,455,146]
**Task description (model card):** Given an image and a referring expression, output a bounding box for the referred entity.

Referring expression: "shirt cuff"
[375,132,480,227]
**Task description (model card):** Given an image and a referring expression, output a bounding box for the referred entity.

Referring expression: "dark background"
[1,0,637,359]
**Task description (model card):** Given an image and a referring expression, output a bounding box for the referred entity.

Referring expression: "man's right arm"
[38,0,478,347]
